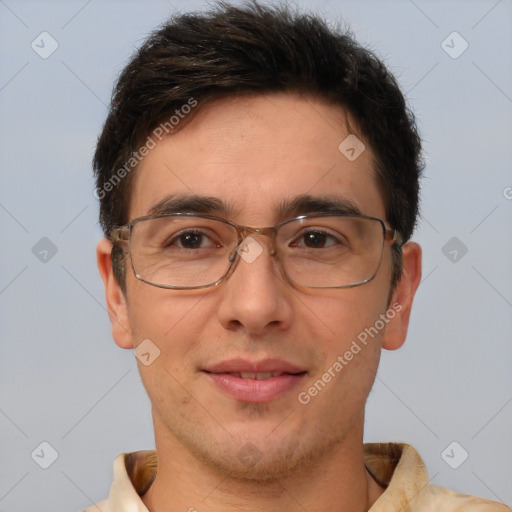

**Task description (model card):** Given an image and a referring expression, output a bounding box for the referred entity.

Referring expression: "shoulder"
[365,443,510,512]
[81,499,110,512]
[417,484,511,511]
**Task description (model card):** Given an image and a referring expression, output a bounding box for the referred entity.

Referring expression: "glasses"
[111,213,402,290]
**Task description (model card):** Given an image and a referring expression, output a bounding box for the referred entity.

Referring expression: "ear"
[382,241,422,351]
[96,238,134,349]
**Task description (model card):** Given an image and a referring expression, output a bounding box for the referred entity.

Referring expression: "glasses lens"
[277,216,384,288]
[127,214,386,289]
[129,216,237,288]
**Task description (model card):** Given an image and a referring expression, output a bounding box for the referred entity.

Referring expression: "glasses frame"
[111,212,403,290]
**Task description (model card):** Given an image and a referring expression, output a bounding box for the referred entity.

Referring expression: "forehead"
[129,93,386,223]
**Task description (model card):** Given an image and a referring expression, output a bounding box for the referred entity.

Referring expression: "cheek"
[126,285,209,410]
[303,284,390,346]
[300,306,383,416]
[126,277,207,344]
[299,280,390,401]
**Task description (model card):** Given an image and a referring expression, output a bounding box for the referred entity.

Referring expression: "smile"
[229,372,286,380]
[203,358,307,403]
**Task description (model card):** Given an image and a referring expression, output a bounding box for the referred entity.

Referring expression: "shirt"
[83,443,510,511]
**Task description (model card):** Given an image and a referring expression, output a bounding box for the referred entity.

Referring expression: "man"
[89,1,509,510]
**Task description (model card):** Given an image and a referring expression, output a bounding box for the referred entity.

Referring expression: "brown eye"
[165,229,218,250]
[178,232,204,249]
[292,229,341,249]
[303,231,329,248]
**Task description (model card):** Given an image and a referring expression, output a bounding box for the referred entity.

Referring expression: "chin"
[197,442,305,482]
[175,420,347,483]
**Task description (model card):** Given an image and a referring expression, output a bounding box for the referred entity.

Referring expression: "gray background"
[1,0,511,510]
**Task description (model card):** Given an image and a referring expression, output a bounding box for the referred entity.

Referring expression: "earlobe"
[96,238,134,349]
[382,242,422,351]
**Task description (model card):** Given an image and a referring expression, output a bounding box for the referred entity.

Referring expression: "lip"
[203,358,307,403]
[206,358,305,374]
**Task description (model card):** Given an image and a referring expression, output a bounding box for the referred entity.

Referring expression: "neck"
[141,417,385,512]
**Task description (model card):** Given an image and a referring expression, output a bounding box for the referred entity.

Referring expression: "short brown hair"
[93,1,423,289]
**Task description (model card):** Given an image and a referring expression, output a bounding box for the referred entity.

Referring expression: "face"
[98,93,421,480]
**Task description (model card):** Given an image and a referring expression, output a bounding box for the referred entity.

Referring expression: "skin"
[97,93,422,512]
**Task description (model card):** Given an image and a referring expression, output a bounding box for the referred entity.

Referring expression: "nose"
[216,236,294,334]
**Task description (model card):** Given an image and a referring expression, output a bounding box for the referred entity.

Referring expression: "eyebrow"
[148,194,236,217]
[275,194,363,219]
[147,193,363,220]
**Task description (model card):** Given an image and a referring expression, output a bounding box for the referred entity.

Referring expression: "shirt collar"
[107,443,429,511]
[108,450,156,512]
[364,443,430,510]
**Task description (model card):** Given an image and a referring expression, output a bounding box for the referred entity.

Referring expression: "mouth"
[216,371,297,379]
[203,358,307,403]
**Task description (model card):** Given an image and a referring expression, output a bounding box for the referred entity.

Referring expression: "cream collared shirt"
[83,443,510,511]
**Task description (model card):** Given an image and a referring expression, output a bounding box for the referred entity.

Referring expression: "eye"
[166,229,219,249]
[292,229,343,249]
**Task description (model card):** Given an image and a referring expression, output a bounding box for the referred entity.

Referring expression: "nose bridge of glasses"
[237,225,278,256]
